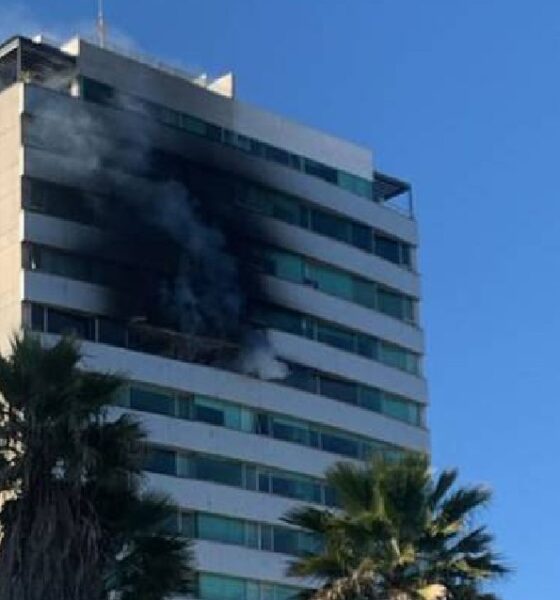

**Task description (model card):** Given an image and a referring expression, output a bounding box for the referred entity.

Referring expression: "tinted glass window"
[193,456,243,487]
[48,309,94,340]
[319,375,358,405]
[317,322,355,352]
[144,448,176,476]
[98,318,127,347]
[310,210,351,242]
[198,514,245,545]
[303,159,337,183]
[375,234,401,264]
[130,386,174,416]
[31,304,45,331]
[321,433,359,458]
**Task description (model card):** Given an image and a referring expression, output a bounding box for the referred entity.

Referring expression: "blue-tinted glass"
[258,472,271,493]
[198,514,245,545]
[353,279,377,309]
[375,234,401,264]
[48,308,94,340]
[321,433,359,458]
[357,334,378,359]
[310,210,351,242]
[317,322,355,352]
[30,304,45,331]
[199,574,245,600]
[351,223,373,251]
[193,456,243,487]
[144,448,176,476]
[360,387,382,412]
[284,364,316,394]
[271,417,309,445]
[130,386,174,416]
[378,288,404,319]
[273,527,298,555]
[303,159,338,183]
[319,375,358,405]
[98,318,127,347]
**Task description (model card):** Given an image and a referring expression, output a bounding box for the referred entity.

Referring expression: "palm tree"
[0,334,192,600]
[285,454,508,600]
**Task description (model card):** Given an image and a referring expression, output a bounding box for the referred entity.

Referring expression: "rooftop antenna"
[97,0,107,47]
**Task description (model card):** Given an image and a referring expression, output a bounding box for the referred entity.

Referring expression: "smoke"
[25,72,288,379]
[234,331,289,381]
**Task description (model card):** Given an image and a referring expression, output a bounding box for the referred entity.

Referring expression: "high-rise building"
[0,35,429,599]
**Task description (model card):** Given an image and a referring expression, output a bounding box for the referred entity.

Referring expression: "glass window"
[98,318,127,347]
[130,386,174,416]
[303,159,338,184]
[321,432,359,458]
[144,448,176,476]
[357,334,378,359]
[245,466,257,490]
[198,514,245,545]
[351,223,373,251]
[270,193,300,225]
[206,123,222,142]
[47,308,94,340]
[378,287,405,320]
[30,304,45,331]
[283,364,316,394]
[180,114,207,136]
[379,341,407,371]
[199,574,245,600]
[192,455,243,487]
[271,474,321,503]
[177,395,192,419]
[260,524,273,551]
[383,395,417,424]
[401,244,412,267]
[353,279,377,309]
[194,396,241,430]
[273,527,298,555]
[180,512,195,537]
[258,472,271,493]
[265,307,303,336]
[246,522,259,548]
[266,250,303,283]
[276,586,299,600]
[319,375,358,405]
[264,145,291,166]
[310,210,351,243]
[306,263,353,300]
[271,416,310,446]
[317,322,355,352]
[375,234,401,264]
[359,386,382,412]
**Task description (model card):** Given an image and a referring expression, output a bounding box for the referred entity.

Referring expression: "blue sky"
[3,1,557,597]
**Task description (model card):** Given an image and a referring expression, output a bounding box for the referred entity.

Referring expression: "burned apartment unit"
[0,35,429,600]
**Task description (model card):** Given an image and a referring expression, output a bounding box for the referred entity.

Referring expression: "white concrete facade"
[0,35,429,599]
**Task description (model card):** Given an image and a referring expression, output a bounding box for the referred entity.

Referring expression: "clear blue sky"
[4,1,557,597]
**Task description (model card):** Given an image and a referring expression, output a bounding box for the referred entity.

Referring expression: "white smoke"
[234,331,289,381]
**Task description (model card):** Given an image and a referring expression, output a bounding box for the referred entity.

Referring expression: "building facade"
[0,35,429,600]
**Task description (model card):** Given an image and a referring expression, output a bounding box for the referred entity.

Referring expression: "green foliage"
[0,334,193,600]
[285,454,508,600]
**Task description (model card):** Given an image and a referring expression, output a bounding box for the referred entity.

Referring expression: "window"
[271,416,310,445]
[98,318,127,347]
[194,396,242,430]
[130,386,174,416]
[192,455,243,487]
[303,159,338,184]
[265,250,303,283]
[321,432,359,458]
[271,473,322,503]
[353,279,377,309]
[359,387,382,412]
[317,322,355,352]
[144,448,176,476]
[310,210,351,243]
[351,223,373,251]
[306,263,353,300]
[319,375,358,405]
[47,308,95,340]
[30,304,45,331]
[283,364,316,394]
[197,514,245,546]
[374,235,400,264]
[199,574,245,600]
